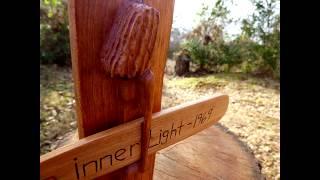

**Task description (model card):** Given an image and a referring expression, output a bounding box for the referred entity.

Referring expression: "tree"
[40,0,71,66]
[174,49,191,76]
[188,0,231,43]
[183,0,232,71]
[175,0,280,78]
[168,28,186,59]
[239,0,280,77]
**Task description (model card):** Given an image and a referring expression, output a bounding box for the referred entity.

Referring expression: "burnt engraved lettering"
[71,107,216,179]
[74,158,80,180]
[161,130,169,144]
[130,143,140,156]
[115,149,127,161]
[83,160,98,177]
[100,155,113,170]
[170,122,177,139]
[177,120,185,135]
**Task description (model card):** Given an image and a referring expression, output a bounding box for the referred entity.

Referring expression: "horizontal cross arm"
[40,94,229,180]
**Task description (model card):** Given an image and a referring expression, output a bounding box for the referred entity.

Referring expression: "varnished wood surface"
[40,95,228,180]
[68,0,175,179]
[154,125,264,180]
[100,2,159,78]
[138,70,155,172]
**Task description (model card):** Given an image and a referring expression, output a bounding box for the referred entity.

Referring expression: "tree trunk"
[174,53,190,76]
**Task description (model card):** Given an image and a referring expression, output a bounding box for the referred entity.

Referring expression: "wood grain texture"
[138,70,155,172]
[154,125,264,180]
[40,95,229,180]
[100,2,159,78]
[68,0,175,179]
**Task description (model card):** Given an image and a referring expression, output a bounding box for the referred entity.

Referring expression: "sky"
[172,0,256,38]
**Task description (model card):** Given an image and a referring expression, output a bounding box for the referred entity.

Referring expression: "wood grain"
[153,125,264,180]
[68,0,175,179]
[40,95,228,180]
[138,70,155,172]
[100,2,159,78]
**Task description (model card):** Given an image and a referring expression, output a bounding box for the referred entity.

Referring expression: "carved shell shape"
[100,2,160,78]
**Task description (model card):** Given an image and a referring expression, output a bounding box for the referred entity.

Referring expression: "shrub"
[182,38,212,70]
[182,38,227,69]
[40,0,71,66]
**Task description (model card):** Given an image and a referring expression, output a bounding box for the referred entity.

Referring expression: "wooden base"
[153,124,264,180]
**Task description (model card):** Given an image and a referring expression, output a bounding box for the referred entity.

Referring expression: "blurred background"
[40,0,279,179]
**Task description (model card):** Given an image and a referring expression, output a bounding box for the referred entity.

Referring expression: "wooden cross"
[41,95,228,179]
[40,0,229,179]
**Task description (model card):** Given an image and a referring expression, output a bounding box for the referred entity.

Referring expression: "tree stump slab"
[153,124,264,180]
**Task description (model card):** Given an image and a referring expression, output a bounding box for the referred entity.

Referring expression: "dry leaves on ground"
[162,72,279,180]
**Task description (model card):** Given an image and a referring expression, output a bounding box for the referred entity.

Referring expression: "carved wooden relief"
[100,2,160,78]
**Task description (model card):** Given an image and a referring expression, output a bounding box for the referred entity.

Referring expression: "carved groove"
[100,2,160,78]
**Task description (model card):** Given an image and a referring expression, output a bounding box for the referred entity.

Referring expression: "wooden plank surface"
[154,125,264,180]
[68,0,175,179]
[40,95,228,180]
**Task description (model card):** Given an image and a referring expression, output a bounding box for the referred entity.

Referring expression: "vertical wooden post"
[68,0,175,179]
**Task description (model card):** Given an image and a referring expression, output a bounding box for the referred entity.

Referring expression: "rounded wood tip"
[100,2,160,79]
